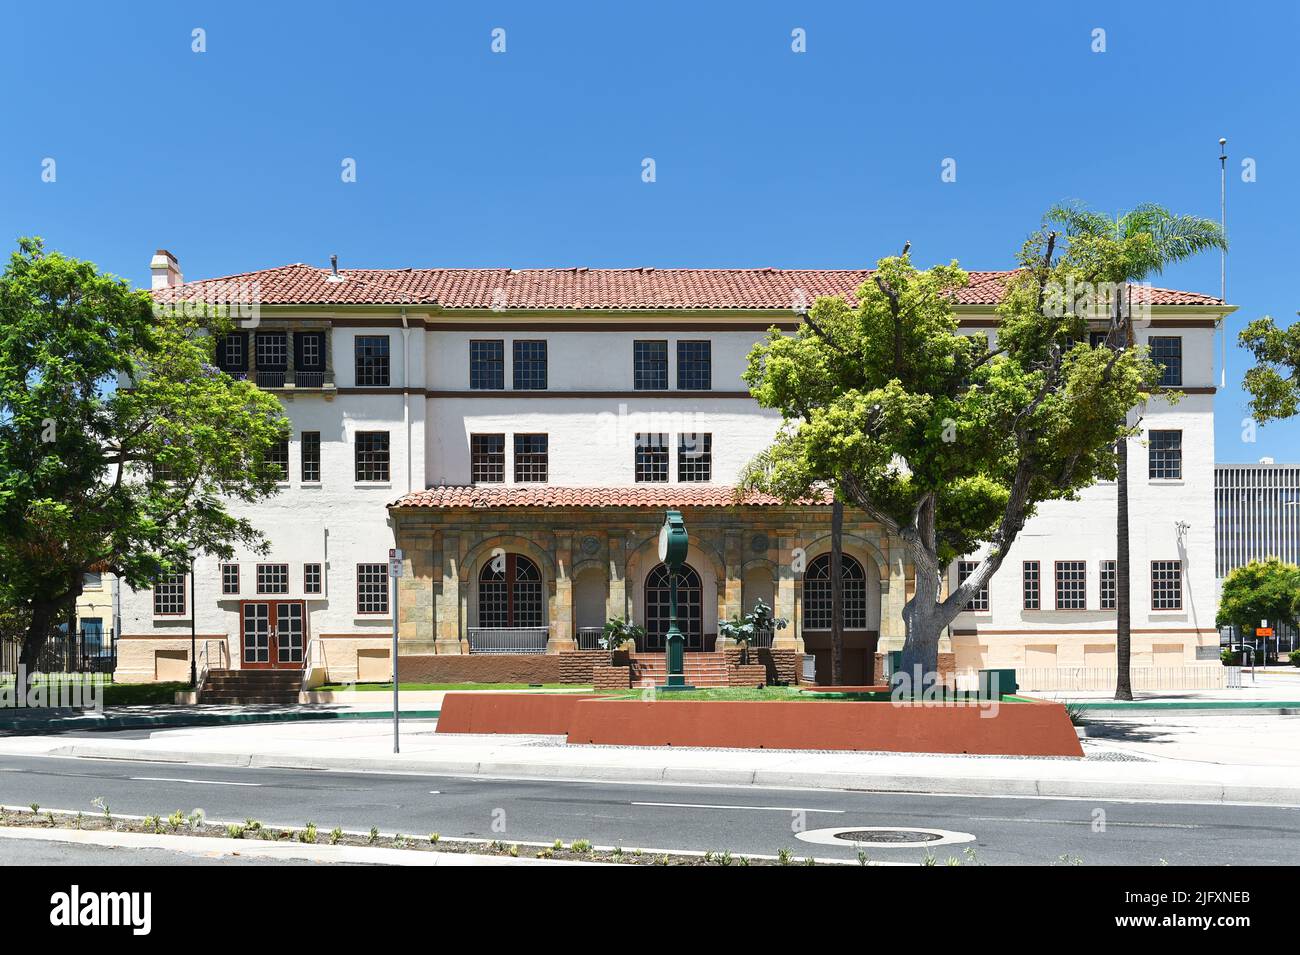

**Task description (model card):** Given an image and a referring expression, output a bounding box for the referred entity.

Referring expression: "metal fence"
[466,627,550,654]
[1004,665,1227,692]
[1,631,117,678]
[576,627,604,650]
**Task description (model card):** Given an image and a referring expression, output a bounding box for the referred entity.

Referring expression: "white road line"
[632,801,844,813]
[129,776,261,787]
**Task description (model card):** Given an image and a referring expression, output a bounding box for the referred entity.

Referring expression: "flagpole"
[1219,137,1227,388]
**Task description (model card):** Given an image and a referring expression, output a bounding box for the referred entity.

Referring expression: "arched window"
[644,563,703,651]
[802,554,868,630]
[478,554,544,628]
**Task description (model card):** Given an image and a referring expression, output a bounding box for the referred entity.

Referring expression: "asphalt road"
[2,752,1297,865]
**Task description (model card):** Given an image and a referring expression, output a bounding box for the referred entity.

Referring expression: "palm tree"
[1046,204,1226,701]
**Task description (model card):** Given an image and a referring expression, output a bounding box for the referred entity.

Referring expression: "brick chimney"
[150,249,182,290]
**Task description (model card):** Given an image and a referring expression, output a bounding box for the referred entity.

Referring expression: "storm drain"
[796,826,976,849]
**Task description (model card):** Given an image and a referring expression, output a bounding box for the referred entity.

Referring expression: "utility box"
[978,668,1018,699]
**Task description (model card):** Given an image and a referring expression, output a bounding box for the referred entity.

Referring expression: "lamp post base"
[655,682,697,692]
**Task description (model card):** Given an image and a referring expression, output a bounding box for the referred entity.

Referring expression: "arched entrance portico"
[643,563,703,652]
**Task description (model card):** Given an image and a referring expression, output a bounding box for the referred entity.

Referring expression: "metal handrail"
[576,627,604,650]
[300,636,322,695]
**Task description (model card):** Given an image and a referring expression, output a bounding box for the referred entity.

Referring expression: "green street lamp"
[657,509,693,690]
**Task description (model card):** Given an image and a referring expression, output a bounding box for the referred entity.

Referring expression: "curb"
[46,742,1300,807]
[1071,701,1300,714]
[0,709,439,734]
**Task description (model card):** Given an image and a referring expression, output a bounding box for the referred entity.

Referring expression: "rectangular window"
[221,563,240,596]
[512,340,548,390]
[1022,561,1040,610]
[217,332,248,375]
[256,332,288,369]
[257,563,289,595]
[301,431,321,483]
[1089,330,1110,349]
[83,571,102,590]
[513,434,549,483]
[1149,430,1183,480]
[1149,336,1183,387]
[1055,560,1087,610]
[678,433,712,482]
[1151,560,1183,610]
[1100,560,1117,610]
[153,573,186,615]
[357,563,389,614]
[634,341,668,390]
[676,340,712,390]
[354,335,391,387]
[304,563,322,595]
[471,434,505,484]
[355,431,390,482]
[267,438,289,482]
[470,340,505,390]
[957,560,989,612]
[295,331,325,370]
[635,433,669,483]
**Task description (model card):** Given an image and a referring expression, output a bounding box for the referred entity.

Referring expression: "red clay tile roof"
[391,485,834,509]
[151,265,1223,310]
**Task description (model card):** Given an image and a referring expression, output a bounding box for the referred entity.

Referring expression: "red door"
[241,601,306,669]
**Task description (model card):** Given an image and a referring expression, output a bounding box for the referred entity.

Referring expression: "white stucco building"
[117,253,1229,688]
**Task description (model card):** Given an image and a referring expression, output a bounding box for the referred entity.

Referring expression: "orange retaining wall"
[435,692,596,736]
[564,698,1083,757]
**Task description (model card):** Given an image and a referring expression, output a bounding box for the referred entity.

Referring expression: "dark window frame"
[304,563,323,595]
[512,340,548,390]
[633,340,669,391]
[635,433,670,483]
[513,433,549,483]
[256,563,290,595]
[1054,560,1088,611]
[221,563,240,596]
[1149,335,1183,388]
[301,431,321,483]
[1149,429,1183,480]
[354,335,391,387]
[471,433,506,484]
[676,340,712,390]
[1022,560,1040,611]
[153,573,187,616]
[354,431,391,483]
[470,340,505,390]
[677,433,712,482]
[957,559,990,613]
[1151,560,1183,610]
[357,563,390,615]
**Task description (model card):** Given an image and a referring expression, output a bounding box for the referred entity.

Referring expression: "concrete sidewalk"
[5,710,1299,806]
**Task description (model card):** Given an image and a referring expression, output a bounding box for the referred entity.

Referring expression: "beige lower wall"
[316,636,393,684]
[115,636,230,684]
[951,630,1220,670]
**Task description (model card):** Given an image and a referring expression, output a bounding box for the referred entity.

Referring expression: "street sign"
[389,547,404,579]
[1256,627,1274,638]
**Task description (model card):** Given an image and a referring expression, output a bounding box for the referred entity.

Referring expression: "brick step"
[199,696,301,705]
[200,668,303,704]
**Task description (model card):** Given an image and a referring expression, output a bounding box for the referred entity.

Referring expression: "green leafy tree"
[1216,558,1300,641]
[744,236,1157,687]
[0,238,288,672]
[1239,316,1300,423]
[1046,203,1226,699]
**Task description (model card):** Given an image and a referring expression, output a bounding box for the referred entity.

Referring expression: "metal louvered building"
[1215,461,1300,577]
[1215,460,1300,657]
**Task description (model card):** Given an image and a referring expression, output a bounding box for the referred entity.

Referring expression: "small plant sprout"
[29,802,39,814]
[245,818,262,831]
[300,822,318,844]
[552,839,564,851]
[857,850,870,866]
[226,824,246,839]
[777,847,793,865]
[188,808,205,829]
[167,810,185,831]
[367,826,379,845]
[329,827,343,845]
[508,844,520,857]
[428,832,440,844]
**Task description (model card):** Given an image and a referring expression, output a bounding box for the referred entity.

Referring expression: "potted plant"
[599,616,644,664]
[718,598,788,666]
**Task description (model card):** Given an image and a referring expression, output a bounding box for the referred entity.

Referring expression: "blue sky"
[2,1,1296,461]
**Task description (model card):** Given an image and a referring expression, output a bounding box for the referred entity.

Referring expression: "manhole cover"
[833,829,942,844]
[796,826,976,849]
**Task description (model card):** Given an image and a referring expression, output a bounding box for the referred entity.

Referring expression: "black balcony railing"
[294,371,326,388]
[256,370,286,388]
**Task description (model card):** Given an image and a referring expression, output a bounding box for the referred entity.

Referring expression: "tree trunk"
[899,566,942,695]
[1115,437,1134,700]
[830,498,844,686]
[18,603,57,684]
